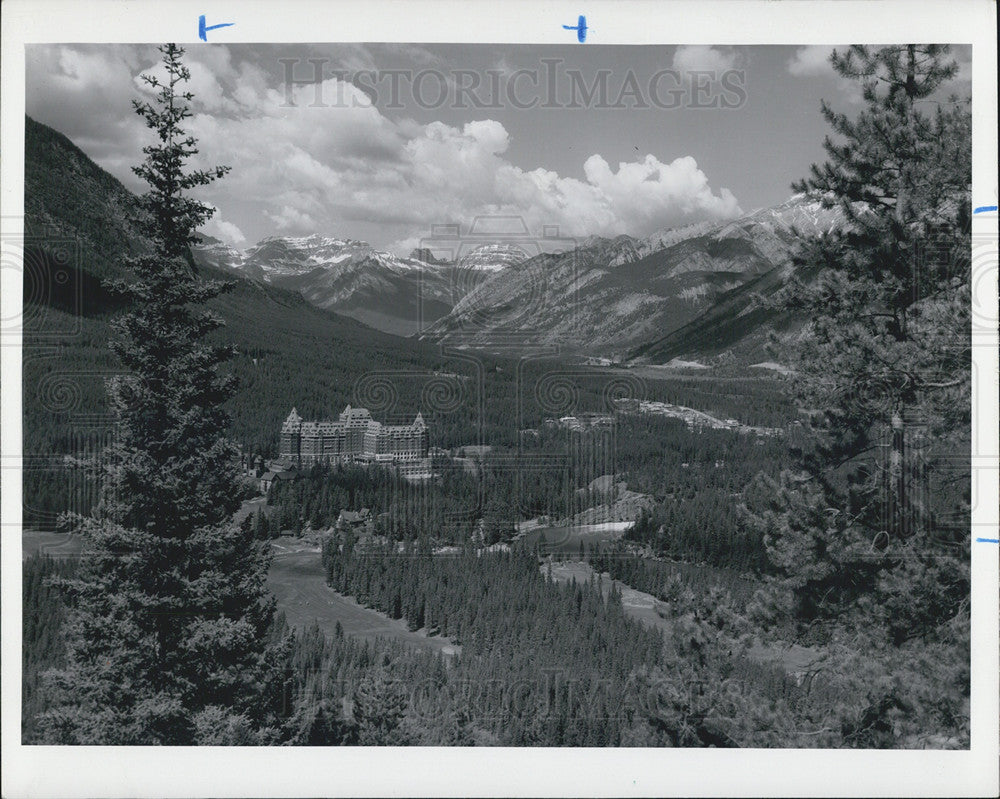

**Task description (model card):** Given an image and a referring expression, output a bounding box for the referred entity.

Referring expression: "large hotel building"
[279,405,429,466]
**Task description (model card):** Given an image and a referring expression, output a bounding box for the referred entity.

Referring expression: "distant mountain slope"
[192,235,537,337]
[625,198,845,365]
[625,262,815,365]
[422,194,841,358]
[24,115,150,286]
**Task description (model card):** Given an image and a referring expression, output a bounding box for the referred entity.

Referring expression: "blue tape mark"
[199,14,235,41]
[973,205,998,213]
[562,15,588,43]
[975,537,999,543]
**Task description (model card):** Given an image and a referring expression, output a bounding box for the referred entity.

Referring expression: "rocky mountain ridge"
[193,192,841,358]
[421,193,843,359]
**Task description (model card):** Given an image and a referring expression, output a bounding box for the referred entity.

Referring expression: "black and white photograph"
[2,1,997,796]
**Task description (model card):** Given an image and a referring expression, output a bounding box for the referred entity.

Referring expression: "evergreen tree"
[751,44,970,633]
[37,44,277,744]
[352,667,410,745]
[743,45,971,746]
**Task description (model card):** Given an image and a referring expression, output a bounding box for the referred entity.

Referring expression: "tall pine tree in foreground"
[744,45,971,747]
[38,44,278,744]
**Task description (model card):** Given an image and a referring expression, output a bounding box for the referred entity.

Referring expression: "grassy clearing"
[516,523,629,555]
[268,537,460,656]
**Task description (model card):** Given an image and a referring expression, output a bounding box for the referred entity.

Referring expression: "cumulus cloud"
[581,154,740,230]
[27,43,743,254]
[786,45,865,104]
[267,115,739,247]
[202,210,247,246]
[787,45,834,77]
[264,204,320,234]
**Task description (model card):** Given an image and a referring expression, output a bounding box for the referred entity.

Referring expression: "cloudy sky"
[25,43,971,254]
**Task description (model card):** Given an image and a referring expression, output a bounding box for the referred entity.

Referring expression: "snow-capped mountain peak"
[194,233,440,283]
[191,231,456,337]
[457,242,532,272]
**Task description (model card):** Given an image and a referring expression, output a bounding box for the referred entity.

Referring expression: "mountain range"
[424,195,840,360]
[194,195,840,362]
[192,235,536,337]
